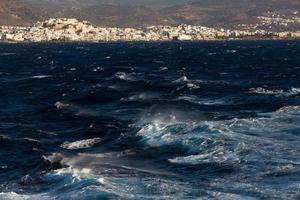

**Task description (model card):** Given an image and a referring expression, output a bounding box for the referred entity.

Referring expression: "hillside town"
[0,18,300,42]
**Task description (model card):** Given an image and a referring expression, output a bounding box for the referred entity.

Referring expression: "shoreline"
[1,18,300,43]
[0,38,299,44]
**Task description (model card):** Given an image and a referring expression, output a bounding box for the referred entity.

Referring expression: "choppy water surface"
[0,41,300,199]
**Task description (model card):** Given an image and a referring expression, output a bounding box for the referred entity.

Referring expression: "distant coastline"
[1,18,300,43]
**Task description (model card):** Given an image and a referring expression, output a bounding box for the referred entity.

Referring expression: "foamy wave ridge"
[0,192,50,200]
[249,87,300,97]
[136,105,300,165]
[61,138,102,150]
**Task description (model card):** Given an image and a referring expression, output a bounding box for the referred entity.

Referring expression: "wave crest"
[61,138,102,150]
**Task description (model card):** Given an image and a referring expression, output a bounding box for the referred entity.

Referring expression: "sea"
[0,41,300,200]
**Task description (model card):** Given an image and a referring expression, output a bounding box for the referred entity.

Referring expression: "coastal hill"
[163,0,300,31]
[0,0,300,31]
[0,0,46,26]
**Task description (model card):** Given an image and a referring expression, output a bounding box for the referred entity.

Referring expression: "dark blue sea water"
[0,41,300,199]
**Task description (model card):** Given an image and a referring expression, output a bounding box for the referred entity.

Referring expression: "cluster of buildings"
[237,11,300,31]
[0,18,300,42]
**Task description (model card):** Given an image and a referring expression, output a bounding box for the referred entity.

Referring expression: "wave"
[136,104,300,166]
[38,166,113,199]
[43,166,190,199]
[0,192,49,200]
[61,138,102,150]
[248,87,300,97]
[169,147,240,165]
[248,87,283,95]
[136,116,240,165]
[276,105,300,114]
[287,87,300,96]
[40,152,188,199]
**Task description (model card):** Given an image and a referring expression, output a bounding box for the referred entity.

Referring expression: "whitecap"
[169,148,240,165]
[61,138,102,150]
[41,151,192,199]
[136,104,300,167]
[43,153,64,164]
[0,192,49,200]
[115,72,136,81]
[276,105,300,114]
[136,118,231,152]
[187,83,200,90]
[285,87,300,96]
[173,75,188,83]
[248,87,283,95]
[160,66,168,70]
[54,101,70,109]
[249,87,300,97]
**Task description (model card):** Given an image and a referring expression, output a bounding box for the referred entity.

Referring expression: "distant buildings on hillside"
[0,18,300,42]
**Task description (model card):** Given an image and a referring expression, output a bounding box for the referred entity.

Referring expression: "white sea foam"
[61,138,102,150]
[136,116,232,154]
[286,87,300,96]
[276,105,300,114]
[43,153,64,164]
[159,66,168,71]
[115,72,136,81]
[137,103,300,166]
[42,151,194,199]
[249,87,300,97]
[54,101,70,109]
[187,83,200,90]
[173,76,202,90]
[0,192,50,200]
[173,75,188,83]
[248,87,283,95]
[169,148,240,165]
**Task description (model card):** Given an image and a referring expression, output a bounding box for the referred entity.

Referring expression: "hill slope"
[0,0,300,30]
[0,0,46,26]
